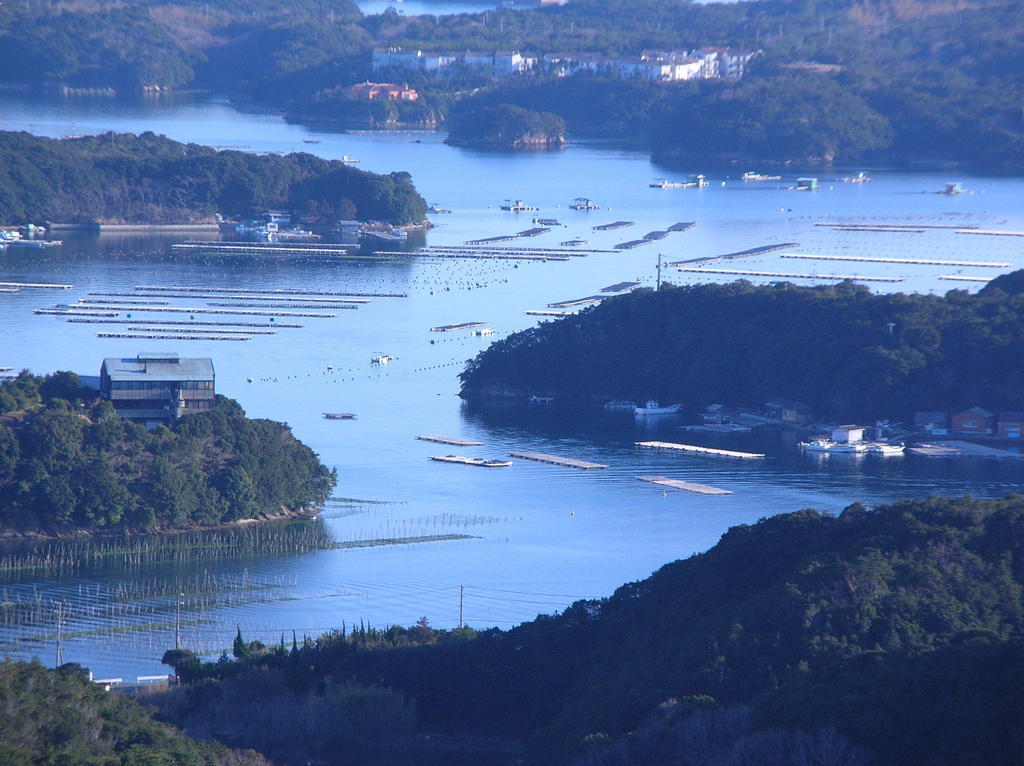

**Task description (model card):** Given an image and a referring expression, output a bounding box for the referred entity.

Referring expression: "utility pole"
[459,585,464,629]
[55,602,64,667]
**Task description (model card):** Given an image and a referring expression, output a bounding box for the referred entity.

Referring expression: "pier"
[781,254,1010,268]
[593,221,635,231]
[0,281,73,290]
[509,451,608,470]
[429,455,512,467]
[636,441,765,459]
[679,268,903,283]
[417,435,485,446]
[547,295,605,308]
[636,475,732,494]
[430,322,490,333]
[669,242,800,267]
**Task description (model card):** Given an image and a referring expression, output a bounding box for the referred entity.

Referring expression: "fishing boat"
[634,400,682,415]
[799,438,833,452]
[841,171,871,183]
[650,179,685,189]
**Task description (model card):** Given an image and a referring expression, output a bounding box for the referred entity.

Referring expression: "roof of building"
[956,406,994,418]
[914,411,949,422]
[102,354,214,382]
[833,424,864,431]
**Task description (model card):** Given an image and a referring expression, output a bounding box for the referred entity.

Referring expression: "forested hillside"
[158,494,1024,766]
[0,131,426,225]
[0,0,1020,166]
[0,371,335,533]
[459,274,1024,421]
[0,660,269,766]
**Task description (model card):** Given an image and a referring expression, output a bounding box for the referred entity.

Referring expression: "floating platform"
[679,268,903,283]
[375,250,568,262]
[939,275,991,282]
[417,435,485,446]
[669,222,697,232]
[102,292,370,303]
[97,332,249,341]
[135,286,406,298]
[517,227,551,238]
[593,221,635,231]
[0,287,21,293]
[1,281,73,290]
[636,475,732,494]
[669,242,799,267]
[126,326,275,335]
[602,281,641,293]
[906,445,961,458]
[830,226,925,233]
[171,242,357,256]
[547,295,605,308]
[956,230,1024,237]
[509,451,608,470]
[208,302,357,310]
[814,223,978,230]
[430,455,511,467]
[429,245,615,255]
[77,298,169,305]
[782,254,1010,268]
[615,239,654,250]
[66,318,302,328]
[430,322,490,333]
[928,440,1024,459]
[636,441,765,459]
[643,231,669,241]
[36,309,118,317]
[52,304,336,318]
[525,310,575,317]
[324,413,356,420]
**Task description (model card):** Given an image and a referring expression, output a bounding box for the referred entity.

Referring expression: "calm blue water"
[1,94,1022,679]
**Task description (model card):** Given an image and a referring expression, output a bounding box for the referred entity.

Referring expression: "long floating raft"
[525,310,576,317]
[208,302,357,310]
[602,281,641,292]
[593,221,635,231]
[939,275,991,282]
[52,304,336,318]
[430,322,490,333]
[36,309,118,317]
[1,281,73,289]
[97,332,249,341]
[417,435,484,446]
[636,475,732,494]
[135,286,406,298]
[429,455,512,467]
[669,222,697,232]
[547,295,605,308]
[781,254,1010,268]
[374,250,568,262]
[679,268,903,283]
[171,242,358,255]
[93,292,370,303]
[125,326,276,335]
[67,317,302,328]
[636,441,765,459]
[670,242,800,267]
[829,226,924,233]
[814,223,979,230]
[615,239,654,250]
[510,451,608,470]
[956,229,1024,237]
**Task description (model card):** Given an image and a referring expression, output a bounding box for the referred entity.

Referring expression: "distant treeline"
[0,130,427,225]
[445,103,566,147]
[1,0,1020,166]
[459,271,1024,422]
[157,494,1024,766]
[0,371,335,533]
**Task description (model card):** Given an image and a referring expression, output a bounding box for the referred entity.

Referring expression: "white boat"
[634,400,682,415]
[841,171,871,184]
[828,442,869,453]
[370,355,395,364]
[799,438,833,452]
[650,179,685,189]
[867,443,904,456]
[741,171,782,182]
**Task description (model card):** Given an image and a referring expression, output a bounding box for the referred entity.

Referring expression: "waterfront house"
[831,425,865,444]
[913,411,949,434]
[997,412,1024,438]
[764,397,813,423]
[951,407,995,434]
[100,353,215,427]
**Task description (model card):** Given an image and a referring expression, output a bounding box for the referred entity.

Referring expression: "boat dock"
[679,268,903,283]
[669,222,696,232]
[593,221,635,231]
[509,451,608,470]
[956,230,1024,237]
[781,254,1010,268]
[547,295,605,308]
[669,242,799,267]
[636,475,732,495]
[429,455,511,467]
[525,310,575,317]
[602,281,641,292]
[430,322,490,333]
[0,281,74,290]
[171,242,358,256]
[135,286,406,298]
[418,435,485,446]
[636,441,765,459]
